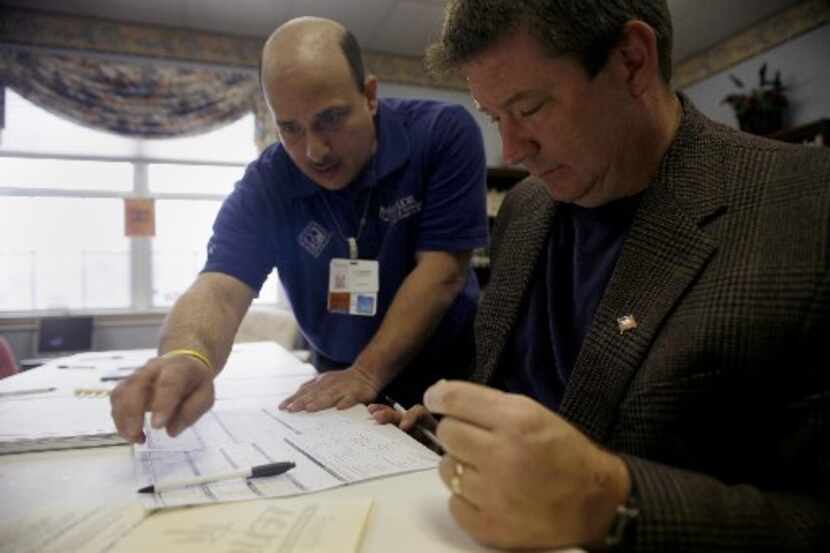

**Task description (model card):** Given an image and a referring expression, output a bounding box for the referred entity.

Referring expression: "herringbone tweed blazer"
[473,99,830,551]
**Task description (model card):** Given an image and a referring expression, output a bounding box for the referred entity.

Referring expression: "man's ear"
[364,75,379,114]
[613,20,660,97]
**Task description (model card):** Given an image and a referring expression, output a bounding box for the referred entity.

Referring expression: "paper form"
[286,423,439,481]
[0,502,146,553]
[109,498,372,553]
[64,350,156,371]
[136,405,440,509]
[58,342,310,379]
[213,374,311,401]
[0,396,125,454]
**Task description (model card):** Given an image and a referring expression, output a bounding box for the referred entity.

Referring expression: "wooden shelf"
[767,119,828,146]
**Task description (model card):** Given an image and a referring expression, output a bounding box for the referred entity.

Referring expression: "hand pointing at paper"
[110,272,253,443]
[423,380,631,550]
[110,353,217,444]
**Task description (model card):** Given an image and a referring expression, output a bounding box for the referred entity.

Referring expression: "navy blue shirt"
[503,193,643,410]
[204,98,489,366]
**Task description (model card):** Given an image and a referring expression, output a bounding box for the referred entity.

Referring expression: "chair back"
[0,336,19,379]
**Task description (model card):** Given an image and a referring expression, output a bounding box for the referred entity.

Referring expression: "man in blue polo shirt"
[110,16,488,442]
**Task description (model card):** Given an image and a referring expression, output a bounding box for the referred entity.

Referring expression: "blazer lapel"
[473,180,555,383]
[560,175,722,442]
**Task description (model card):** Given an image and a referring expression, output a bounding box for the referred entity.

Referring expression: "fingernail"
[423,380,446,410]
[151,413,166,428]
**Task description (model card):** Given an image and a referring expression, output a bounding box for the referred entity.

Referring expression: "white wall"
[682,24,830,129]
[379,82,504,167]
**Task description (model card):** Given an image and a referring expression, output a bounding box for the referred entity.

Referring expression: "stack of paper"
[0,396,125,454]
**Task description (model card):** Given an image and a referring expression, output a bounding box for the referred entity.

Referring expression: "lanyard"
[321,188,374,260]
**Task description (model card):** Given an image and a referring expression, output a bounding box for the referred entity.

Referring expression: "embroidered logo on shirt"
[298,221,331,258]
[379,195,422,224]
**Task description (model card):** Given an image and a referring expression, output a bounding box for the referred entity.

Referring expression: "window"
[0,196,130,311]
[0,89,279,313]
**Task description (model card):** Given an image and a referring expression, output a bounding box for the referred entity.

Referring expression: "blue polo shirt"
[204,98,489,367]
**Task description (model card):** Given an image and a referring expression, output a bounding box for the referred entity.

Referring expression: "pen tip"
[137,485,154,494]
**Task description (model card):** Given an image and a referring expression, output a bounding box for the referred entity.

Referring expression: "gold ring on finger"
[450,474,462,496]
[450,458,465,495]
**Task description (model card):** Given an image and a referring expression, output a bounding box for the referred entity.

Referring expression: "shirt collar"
[283,99,411,199]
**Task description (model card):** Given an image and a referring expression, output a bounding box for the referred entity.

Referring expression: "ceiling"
[0,0,804,63]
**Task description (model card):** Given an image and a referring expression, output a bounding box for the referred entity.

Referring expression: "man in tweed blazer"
[407,0,830,551]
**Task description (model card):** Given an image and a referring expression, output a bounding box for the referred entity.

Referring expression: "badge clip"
[347,237,358,260]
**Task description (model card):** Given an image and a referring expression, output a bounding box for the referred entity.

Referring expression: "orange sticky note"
[124,198,156,237]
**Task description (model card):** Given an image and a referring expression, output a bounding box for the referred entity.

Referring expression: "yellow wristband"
[163,349,215,374]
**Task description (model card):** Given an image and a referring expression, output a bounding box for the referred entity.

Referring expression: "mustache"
[309,157,338,170]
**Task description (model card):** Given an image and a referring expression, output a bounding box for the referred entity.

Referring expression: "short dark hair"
[426,0,673,83]
[340,30,367,92]
[259,29,367,92]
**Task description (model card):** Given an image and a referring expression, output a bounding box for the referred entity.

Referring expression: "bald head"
[258,17,379,191]
[261,17,366,94]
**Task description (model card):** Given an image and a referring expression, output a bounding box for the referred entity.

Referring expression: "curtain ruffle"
[0,49,270,141]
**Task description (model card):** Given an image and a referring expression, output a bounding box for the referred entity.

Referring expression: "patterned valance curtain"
[252,91,280,152]
[0,47,278,147]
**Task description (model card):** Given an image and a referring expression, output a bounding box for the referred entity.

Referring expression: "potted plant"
[722,63,788,135]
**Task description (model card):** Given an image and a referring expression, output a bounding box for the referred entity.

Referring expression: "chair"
[0,336,20,379]
[234,307,300,350]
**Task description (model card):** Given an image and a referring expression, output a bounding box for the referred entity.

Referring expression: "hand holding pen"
[368,395,444,454]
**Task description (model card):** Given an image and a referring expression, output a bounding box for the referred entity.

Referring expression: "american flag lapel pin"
[617,314,638,335]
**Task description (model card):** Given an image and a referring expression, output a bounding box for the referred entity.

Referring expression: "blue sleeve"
[416,104,489,252]
[202,162,275,294]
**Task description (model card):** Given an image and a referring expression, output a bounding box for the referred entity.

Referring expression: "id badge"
[328,258,379,317]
